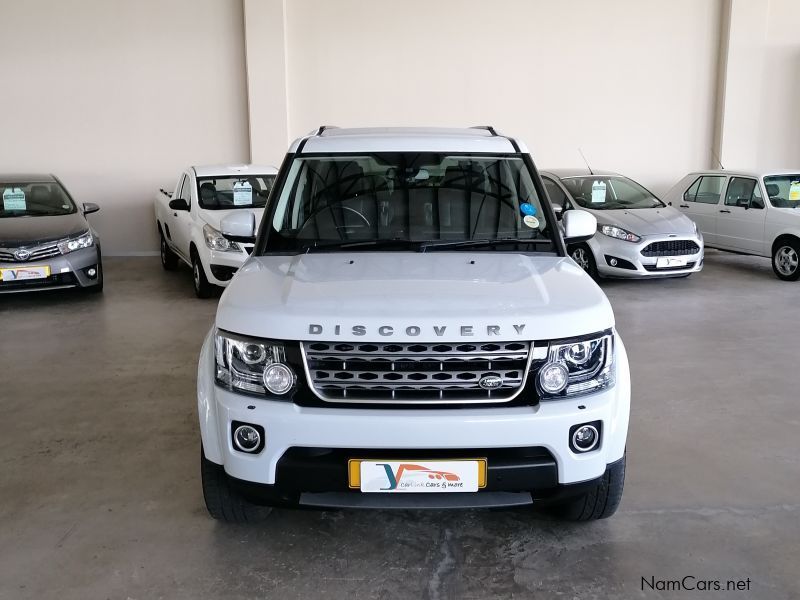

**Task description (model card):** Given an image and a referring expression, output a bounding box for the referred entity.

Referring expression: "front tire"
[569,243,599,280]
[192,252,214,298]
[772,238,800,281]
[201,447,272,523]
[160,233,179,271]
[549,454,625,521]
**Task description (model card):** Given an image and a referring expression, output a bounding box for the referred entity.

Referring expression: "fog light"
[263,363,294,395]
[609,258,618,267]
[572,425,599,452]
[233,424,261,453]
[539,362,569,395]
[87,267,97,277]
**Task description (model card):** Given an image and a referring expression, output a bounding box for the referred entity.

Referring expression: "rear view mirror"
[563,210,597,243]
[221,211,256,239]
[83,202,100,215]
[169,198,189,211]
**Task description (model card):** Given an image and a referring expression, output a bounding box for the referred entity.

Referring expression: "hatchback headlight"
[599,224,641,243]
[203,224,240,252]
[214,330,295,397]
[537,333,614,398]
[58,231,93,254]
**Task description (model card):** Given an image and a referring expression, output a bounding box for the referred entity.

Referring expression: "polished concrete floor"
[1,250,798,600]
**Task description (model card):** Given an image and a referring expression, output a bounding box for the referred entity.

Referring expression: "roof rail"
[470,125,498,136]
[315,125,339,136]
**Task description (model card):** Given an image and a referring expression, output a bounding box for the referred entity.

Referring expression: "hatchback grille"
[302,341,532,404]
[641,240,699,257]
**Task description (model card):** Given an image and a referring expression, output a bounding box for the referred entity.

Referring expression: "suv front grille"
[302,341,532,404]
[641,240,699,257]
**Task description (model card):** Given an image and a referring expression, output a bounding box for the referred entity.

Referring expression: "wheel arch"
[771,232,800,254]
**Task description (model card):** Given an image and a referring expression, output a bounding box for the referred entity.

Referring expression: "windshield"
[196,175,275,210]
[561,176,664,210]
[1,181,76,218]
[763,175,800,208]
[261,153,554,254]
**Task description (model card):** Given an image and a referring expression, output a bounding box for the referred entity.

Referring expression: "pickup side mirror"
[552,204,564,220]
[169,198,189,211]
[563,209,597,244]
[221,211,256,239]
[83,202,100,215]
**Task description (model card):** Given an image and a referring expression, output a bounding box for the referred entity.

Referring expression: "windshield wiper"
[300,239,418,253]
[418,238,551,251]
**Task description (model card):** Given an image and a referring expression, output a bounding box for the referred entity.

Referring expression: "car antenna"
[711,148,725,170]
[578,148,594,175]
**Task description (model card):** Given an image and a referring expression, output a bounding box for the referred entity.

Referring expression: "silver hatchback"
[541,170,704,279]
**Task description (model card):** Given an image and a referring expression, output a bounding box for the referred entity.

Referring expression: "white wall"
[0,0,250,255]
[283,0,723,195]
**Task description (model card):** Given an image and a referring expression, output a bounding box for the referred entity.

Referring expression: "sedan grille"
[641,240,700,257]
[0,241,62,262]
[302,341,532,404]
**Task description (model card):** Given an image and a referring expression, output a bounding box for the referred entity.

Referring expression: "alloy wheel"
[572,247,590,271]
[775,246,799,276]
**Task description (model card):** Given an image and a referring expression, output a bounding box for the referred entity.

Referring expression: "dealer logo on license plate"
[354,460,484,493]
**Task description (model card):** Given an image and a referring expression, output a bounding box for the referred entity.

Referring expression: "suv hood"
[217,253,614,342]
[0,212,88,247]
[587,205,695,236]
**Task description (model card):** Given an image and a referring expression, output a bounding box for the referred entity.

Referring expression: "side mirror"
[552,204,564,220]
[563,210,597,243]
[83,202,100,215]
[221,211,256,238]
[169,198,189,211]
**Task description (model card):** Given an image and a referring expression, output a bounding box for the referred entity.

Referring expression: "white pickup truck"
[197,127,631,523]
[154,164,277,297]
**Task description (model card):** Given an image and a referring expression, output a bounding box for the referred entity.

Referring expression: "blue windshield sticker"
[520,203,536,216]
[2,187,26,211]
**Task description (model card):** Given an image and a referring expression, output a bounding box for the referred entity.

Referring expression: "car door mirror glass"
[169,198,189,211]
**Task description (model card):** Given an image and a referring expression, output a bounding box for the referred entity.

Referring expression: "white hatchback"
[663,170,800,280]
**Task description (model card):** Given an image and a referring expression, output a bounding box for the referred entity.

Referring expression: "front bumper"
[198,244,253,287]
[197,330,631,506]
[0,246,101,293]
[590,232,704,278]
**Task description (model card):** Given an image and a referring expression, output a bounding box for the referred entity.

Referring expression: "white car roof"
[192,164,278,177]
[289,127,527,154]
[684,168,800,179]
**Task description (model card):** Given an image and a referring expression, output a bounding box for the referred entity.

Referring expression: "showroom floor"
[0,251,798,600]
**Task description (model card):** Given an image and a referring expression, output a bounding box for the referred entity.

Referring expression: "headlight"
[599,224,641,243]
[203,224,240,252]
[215,330,295,396]
[58,231,93,254]
[537,333,614,398]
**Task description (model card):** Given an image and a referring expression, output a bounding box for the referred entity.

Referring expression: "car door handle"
[719,209,731,213]
[679,204,689,208]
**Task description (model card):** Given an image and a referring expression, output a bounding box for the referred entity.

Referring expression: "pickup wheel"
[568,243,599,280]
[772,238,800,281]
[160,233,179,271]
[201,447,272,523]
[191,252,214,298]
[548,454,625,521]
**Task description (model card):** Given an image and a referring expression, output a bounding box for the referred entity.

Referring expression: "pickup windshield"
[763,175,800,208]
[196,175,275,210]
[1,181,76,218]
[561,176,664,210]
[261,153,554,254]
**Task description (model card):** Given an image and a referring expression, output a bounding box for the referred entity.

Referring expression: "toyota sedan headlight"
[599,224,641,243]
[215,330,295,397]
[58,231,94,254]
[203,224,240,252]
[538,332,614,398]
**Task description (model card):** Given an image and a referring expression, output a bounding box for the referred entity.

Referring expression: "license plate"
[656,257,687,268]
[0,265,50,281]
[349,459,487,493]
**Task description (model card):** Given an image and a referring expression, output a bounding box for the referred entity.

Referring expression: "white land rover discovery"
[197,126,631,522]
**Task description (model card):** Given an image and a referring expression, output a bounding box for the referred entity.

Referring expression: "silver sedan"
[541,169,704,279]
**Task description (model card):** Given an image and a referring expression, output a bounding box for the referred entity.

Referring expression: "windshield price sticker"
[591,180,607,204]
[2,187,26,211]
[233,181,253,206]
[789,181,800,201]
